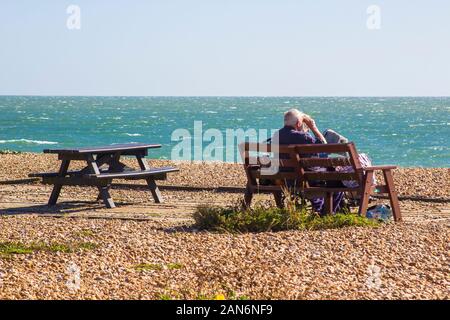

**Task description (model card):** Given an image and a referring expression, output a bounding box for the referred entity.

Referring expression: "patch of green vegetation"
[45,243,72,253]
[193,201,379,233]
[0,241,98,257]
[154,288,249,300]
[158,294,173,300]
[167,263,183,270]
[193,294,208,300]
[77,242,98,250]
[133,262,183,271]
[134,263,163,271]
[0,242,34,255]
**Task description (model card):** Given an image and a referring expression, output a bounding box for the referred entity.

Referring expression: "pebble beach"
[0,153,449,300]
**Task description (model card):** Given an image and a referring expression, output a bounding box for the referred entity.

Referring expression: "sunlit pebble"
[0,154,448,299]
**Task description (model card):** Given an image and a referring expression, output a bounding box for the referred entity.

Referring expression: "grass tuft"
[133,262,183,271]
[0,241,98,257]
[167,263,183,270]
[193,201,379,233]
[134,263,163,271]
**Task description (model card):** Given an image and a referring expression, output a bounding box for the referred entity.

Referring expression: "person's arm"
[302,115,327,144]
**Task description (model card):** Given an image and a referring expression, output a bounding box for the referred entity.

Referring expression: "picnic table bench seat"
[240,142,402,222]
[30,167,178,180]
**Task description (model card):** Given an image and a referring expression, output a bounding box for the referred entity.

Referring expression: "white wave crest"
[0,139,58,145]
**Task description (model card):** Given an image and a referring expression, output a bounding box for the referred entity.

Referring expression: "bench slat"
[304,172,359,181]
[298,157,352,167]
[88,167,179,179]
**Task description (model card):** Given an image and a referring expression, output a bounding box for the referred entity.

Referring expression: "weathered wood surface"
[44,143,161,154]
[32,144,177,209]
[240,142,402,221]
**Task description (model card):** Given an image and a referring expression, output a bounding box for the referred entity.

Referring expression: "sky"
[0,0,449,96]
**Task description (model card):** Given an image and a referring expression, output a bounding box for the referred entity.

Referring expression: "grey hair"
[284,109,304,127]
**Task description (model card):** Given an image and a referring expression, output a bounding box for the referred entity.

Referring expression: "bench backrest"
[240,142,364,188]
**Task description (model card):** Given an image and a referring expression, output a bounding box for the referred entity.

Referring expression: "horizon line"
[1,94,450,98]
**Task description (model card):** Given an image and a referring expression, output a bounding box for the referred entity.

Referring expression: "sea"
[0,96,448,167]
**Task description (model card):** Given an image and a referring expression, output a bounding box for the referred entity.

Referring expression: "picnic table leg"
[98,184,115,208]
[135,155,163,203]
[86,155,117,208]
[48,159,70,206]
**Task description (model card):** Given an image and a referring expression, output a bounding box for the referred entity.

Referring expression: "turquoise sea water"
[0,96,448,167]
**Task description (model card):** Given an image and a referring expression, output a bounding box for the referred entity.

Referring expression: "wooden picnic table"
[29,143,179,208]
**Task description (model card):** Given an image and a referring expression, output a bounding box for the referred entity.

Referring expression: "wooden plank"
[298,157,351,167]
[250,185,284,192]
[88,167,178,179]
[304,172,359,181]
[42,176,109,187]
[44,143,161,154]
[252,171,299,180]
[279,158,299,168]
[58,153,89,161]
[242,142,293,154]
[30,170,87,178]
[294,143,351,154]
[302,186,360,193]
[364,165,397,171]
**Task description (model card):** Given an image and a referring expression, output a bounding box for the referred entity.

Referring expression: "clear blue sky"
[1,0,449,96]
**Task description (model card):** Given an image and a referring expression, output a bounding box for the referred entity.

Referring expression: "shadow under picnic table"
[0,200,135,216]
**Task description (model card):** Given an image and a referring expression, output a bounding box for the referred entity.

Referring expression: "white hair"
[284,109,304,127]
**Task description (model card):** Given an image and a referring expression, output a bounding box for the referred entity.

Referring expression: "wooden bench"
[240,142,402,222]
[29,143,179,208]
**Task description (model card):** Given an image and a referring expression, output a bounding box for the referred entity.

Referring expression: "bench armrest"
[364,165,397,171]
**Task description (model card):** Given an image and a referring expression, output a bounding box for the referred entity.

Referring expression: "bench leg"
[145,178,163,203]
[98,185,115,208]
[48,159,70,206]
[243,185,253,208]
[358,171,374,217]
[383,169,402,222]
[323,192,333,215]
[273,191,284,208]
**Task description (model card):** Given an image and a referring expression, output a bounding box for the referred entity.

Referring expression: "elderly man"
[272,109,327,145]
[273,108,344,215]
